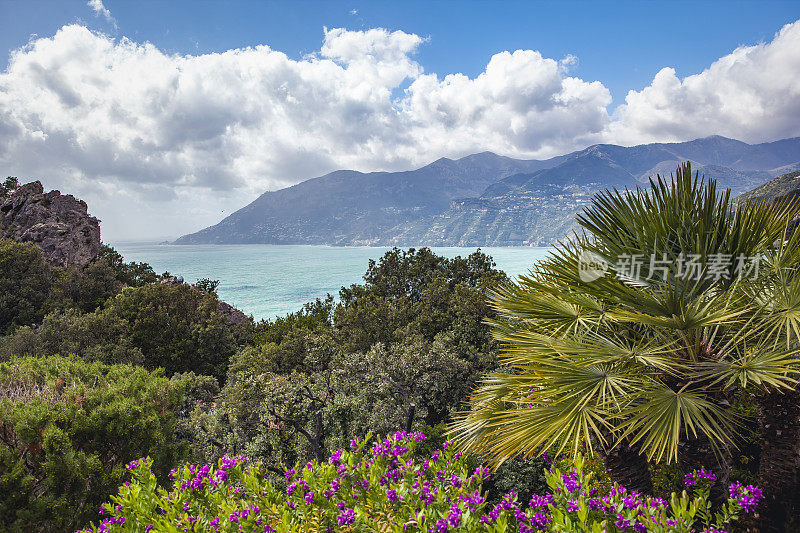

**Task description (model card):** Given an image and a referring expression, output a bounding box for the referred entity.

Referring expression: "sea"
[111,243,553,321]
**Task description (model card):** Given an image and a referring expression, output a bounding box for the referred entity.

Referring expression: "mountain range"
[176,136,800,247]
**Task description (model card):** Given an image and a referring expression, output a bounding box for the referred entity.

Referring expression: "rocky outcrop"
[216,300,249,326]
[0,181,101,267]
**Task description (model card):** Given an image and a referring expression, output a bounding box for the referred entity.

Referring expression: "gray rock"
[0,181,101,267]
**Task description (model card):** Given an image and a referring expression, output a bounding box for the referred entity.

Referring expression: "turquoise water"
[111,243,552,320]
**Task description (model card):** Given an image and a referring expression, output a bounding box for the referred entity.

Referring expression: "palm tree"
[452,164,800,524]
[738,240,800,531]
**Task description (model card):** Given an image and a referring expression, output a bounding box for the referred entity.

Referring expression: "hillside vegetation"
[2,165,800,531]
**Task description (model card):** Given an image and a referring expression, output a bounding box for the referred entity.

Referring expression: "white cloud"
[611,20,800,144]
[1,21,799,240]
[87,0,116,27]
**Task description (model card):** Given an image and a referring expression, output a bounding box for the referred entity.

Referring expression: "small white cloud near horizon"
[87,0,117,28]
[0,20,799,239]
[350,9,358,15]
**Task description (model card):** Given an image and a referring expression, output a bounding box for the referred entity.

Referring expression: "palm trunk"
[601,440,653,495]
[678,433,731,507]
[751,389,800,533]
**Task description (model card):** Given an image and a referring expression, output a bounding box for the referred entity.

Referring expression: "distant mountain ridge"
[736,170,800,203]
[176,136,800,246]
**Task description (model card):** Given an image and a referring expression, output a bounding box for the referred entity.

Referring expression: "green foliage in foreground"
[0,356,188,533]
[80,432,760,533]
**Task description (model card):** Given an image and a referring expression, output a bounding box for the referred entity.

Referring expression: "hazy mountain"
[176,136,800,246]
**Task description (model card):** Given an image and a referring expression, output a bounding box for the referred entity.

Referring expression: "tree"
[203,331,343,468]
[0,308,144,365]
[336,336,473,431]
[0,239,52,334]
[0,356,188,532]
[452,164,800,519]
[194,278,220,295]
[0,177,18,199]
[93,245,158,288]
[189,248,507,477]
[45,246,158,314]
[103,283,239,382]
[335,247,505,368]
[250,296,334,347]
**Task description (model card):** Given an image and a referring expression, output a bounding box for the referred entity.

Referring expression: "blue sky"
[1,0,799,240]
[2,0,798,107]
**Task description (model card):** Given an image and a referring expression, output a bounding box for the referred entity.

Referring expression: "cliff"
[0,181,101,267]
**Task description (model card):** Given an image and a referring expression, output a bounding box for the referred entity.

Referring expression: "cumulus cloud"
[611,20,800,144]
[0,20,799,239]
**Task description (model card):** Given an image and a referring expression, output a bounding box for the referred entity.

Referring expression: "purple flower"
[623,494,641,509]
[447,503,462,527]
[305,491,314,505]
[685,467,716,487]
[529,493,553,508]
[616,514,632,529]
[729,482,763,513]
[530,512,552,528]
[386,489,399,501]
[567,498,580,512]
[562,471,581,492]
[337,508,356,525]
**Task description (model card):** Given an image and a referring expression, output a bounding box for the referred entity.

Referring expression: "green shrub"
[0,308,144,365]
[0,356,188,532]
[334,248,505,369]
[0,239,52,334]
[104,283,239,382]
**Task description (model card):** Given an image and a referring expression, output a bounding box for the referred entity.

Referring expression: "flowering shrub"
[79,432,761,533]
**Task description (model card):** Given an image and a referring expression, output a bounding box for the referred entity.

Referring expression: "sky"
[1,0,799,241]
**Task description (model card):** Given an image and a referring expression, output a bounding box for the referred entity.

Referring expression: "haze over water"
[112,243,552,320]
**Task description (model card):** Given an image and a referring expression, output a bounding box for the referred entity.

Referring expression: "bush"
[80,432,761,533]
[0,356,188,532]
[335,248,505,369]
[0,239,52,334]
[45,244,159,314]
[251,297,334,347]
[0,308,144,365]
[104,283,239,382]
